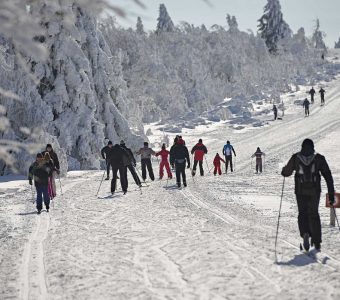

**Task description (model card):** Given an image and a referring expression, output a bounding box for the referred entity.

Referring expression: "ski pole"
[275,177,285,263]
[58,174,63,196]
[205,157,211,173]
[31,185,35,204]
[96,167,107,196]
[332,206,340,231]
[190,155,195,183]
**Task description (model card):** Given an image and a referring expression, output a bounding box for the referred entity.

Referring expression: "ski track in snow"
[2,80,340,298]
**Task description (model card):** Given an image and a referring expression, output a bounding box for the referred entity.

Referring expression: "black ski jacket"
[108,145,130,168]
[281,152,334,196]
[170,144,190,166]
[121,145,136,166]
[28,161,53,187]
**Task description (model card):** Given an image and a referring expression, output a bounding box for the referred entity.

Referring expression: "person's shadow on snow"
[276,254,317,267]
[16,211,39,216]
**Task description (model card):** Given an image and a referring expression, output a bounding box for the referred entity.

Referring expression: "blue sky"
[112,0,340,46]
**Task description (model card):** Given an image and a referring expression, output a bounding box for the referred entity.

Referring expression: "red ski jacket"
[191,143,208,161]
[213,155,225,166]
[156,149,170,162]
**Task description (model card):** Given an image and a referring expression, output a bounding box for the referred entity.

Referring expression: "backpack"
[296,154,317,195]
[224,144,232,156]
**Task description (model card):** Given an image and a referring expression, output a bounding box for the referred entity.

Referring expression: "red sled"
[326,193,340,208]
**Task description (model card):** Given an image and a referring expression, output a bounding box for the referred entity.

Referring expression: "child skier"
[213,153,225,175]
[156,144,173,180]
[251,147,265,173]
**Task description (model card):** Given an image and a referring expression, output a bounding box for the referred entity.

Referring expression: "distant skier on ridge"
[309,87,315,104]
[303,98,310,117]
[319,87,326,106]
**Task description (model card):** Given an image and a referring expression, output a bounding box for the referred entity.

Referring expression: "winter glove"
[281,168,289,177]
[29,179,33,186]
[329,194,335,206]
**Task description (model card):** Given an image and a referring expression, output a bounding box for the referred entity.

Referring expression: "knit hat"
[46,144,52,149]
[108,141,113,145]
[301,139,314,156]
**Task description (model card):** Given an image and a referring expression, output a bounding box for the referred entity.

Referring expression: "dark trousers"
[256,159,262,173]
[311,95,314,103]
[274,112,277,120]
[111,165,128,193]
[106,160,111,178]
[225,155,233,173]
[321,95,325,105]
[36,185,50,211]
[175,162,186,186]
[193,160,204,176]
[305,107,309,116]
[141,159,155,181]
[127,165,141,186]
[296,195,322,244]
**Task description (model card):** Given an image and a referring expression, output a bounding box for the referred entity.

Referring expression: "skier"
[222,141,236,173]
[251,147,265,173]
[101,141,113,180]
[281,139,335,251]
[213,153,225,176]
[273,105,278,120]
[319,88,326,106]
[44,144,60,196]
[136,142,156,182]
[108,143,130,195]
[170,137,190,188]
[28,153,53,214]
[155,144,172,180]
[120,140,142,187]
[309,87,315,104]
[43,152,56,199]
[303,98,310,117]
[191,139,208,176]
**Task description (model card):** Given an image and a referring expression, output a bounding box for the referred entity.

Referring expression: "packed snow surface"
[1,76,340,299]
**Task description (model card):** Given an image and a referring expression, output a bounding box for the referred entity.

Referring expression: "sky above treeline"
[111,0,340,47]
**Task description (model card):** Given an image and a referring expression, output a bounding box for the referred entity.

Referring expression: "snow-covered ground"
[2,77,340,299]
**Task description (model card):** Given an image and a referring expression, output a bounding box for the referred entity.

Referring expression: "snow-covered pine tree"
[226,14,238,33]
[258,0,292,53]
[156,4,175,34]
[312,19,327,50]
[136,16,145,35]
[1,2,142,173]
[335,38,340,49]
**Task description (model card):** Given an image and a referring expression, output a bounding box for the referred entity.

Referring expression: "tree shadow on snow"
[276,254,316,267]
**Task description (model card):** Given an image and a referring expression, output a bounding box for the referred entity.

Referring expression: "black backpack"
[296,154,317,195]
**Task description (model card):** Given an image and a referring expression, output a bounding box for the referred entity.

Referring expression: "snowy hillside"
[1,59,340,299]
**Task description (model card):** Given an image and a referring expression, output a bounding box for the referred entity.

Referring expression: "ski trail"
[20,213,49,300]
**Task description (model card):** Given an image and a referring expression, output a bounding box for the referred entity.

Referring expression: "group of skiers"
[27,137,336,253]
[98,136,267,191]
[272,87,326,120]
[28,144,60,214]
[302,87,327,117]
